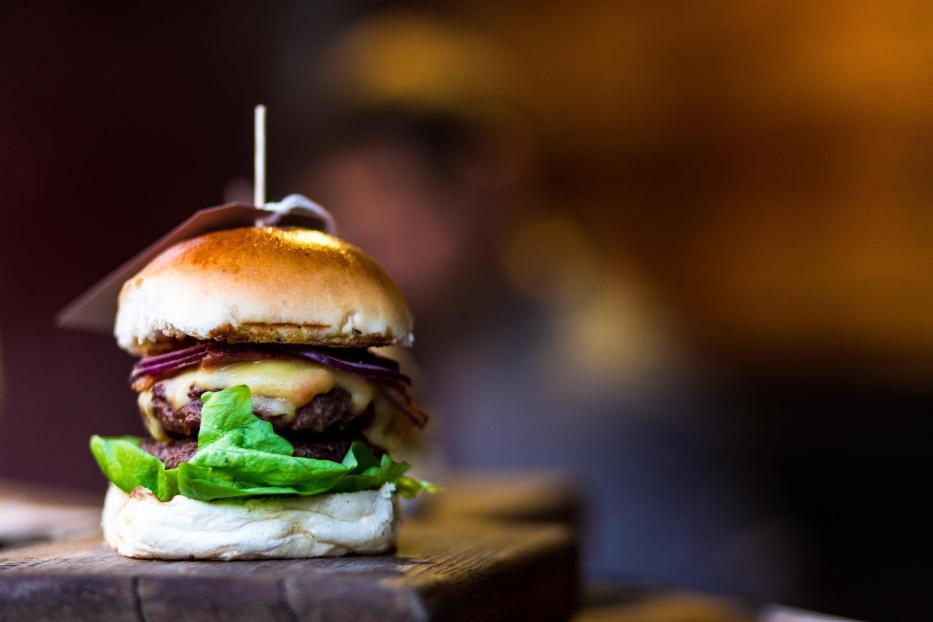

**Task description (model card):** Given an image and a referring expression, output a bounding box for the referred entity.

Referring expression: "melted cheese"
[360,397,420,454]
[138,391,169,442]
[333,373,376,415]
[250,395,296,420]
[137,359,405,447]
[139,359,379,425]
[159,360,338,411]
[363,398,402,452]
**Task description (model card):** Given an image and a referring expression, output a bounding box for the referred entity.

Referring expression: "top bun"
[115,227,413,355]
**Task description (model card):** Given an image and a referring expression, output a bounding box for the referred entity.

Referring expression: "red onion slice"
[130,343,428,427]
[274,345,410,384]
[134,343,207,365]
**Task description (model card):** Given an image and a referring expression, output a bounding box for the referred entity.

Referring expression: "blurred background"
[1,1,931,619]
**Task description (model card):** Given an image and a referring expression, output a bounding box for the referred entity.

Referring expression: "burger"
[90,226,434,560]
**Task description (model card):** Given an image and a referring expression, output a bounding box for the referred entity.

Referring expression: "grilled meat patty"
[140,434,383,469]
[146,385,370,438]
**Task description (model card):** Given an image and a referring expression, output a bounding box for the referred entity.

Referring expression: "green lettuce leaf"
[195,386,294,455]
[90,384,435,502]
[89,435,178,501]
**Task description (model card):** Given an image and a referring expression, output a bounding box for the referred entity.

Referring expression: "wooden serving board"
[0,518,577,622]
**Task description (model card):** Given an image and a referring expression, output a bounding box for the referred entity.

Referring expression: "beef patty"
[141,435,383,469]
[146,385,369,438]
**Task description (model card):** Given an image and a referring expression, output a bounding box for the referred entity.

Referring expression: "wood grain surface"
[0,518,577,622]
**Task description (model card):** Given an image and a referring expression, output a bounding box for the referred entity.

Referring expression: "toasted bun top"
[115,227,413,355]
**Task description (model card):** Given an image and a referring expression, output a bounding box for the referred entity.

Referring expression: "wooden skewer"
[254,104,266,207]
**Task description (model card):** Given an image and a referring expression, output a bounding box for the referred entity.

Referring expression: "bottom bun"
[101,483,399,560]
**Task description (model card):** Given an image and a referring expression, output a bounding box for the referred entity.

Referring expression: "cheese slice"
[137,359,393,443]
[158,360,338,411]
[137,391,170,442]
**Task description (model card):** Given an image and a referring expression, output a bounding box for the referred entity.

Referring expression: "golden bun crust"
[115,227,413,355]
